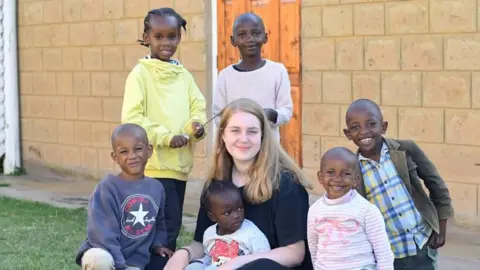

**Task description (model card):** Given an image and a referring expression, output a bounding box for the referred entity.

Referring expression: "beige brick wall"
[17,0,210,179]
[301,0,480,225]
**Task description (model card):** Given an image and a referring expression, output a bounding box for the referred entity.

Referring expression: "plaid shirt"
[359,143,432,259]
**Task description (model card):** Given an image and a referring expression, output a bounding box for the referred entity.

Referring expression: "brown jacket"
[357,138,454,234]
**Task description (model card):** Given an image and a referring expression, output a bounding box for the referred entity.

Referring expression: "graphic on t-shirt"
[314,217,361,248]
[208,239,245,266]
[121,194,159,239]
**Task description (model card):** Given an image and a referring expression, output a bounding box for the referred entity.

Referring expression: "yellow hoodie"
[121,58,207,181]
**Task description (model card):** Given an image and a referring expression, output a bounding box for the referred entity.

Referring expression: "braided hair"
[138,8,187,47]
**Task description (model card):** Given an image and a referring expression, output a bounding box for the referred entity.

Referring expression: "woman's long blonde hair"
[207,98,310,204]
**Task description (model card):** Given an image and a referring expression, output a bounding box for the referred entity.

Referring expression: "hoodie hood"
[138,58,185,83]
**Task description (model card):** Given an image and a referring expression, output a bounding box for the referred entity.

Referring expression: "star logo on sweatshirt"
[129,203,149,227]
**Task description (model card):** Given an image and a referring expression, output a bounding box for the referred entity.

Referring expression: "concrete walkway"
[0,173,479,269]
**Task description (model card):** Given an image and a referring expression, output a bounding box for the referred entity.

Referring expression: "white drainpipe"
[3,0,21,174]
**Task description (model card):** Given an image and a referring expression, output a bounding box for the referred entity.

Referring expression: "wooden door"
[217,0,303,167]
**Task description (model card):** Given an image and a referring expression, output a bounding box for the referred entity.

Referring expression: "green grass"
[0,183,11,187]
[0,197,194,270]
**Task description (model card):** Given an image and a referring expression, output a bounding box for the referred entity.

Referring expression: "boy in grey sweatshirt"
[75,123,172,270]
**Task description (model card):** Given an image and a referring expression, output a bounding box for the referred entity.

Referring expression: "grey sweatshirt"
[75,175,167,269]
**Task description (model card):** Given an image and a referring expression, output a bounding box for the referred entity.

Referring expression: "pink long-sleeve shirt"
[307,190,394,270]
[212,60,293,141]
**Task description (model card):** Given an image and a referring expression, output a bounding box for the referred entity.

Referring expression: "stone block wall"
[17,0,209,178]
[301,0,480,225]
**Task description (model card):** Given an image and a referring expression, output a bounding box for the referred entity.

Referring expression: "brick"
[24,2,43,25]
[81,148,99,169]
[70,23,95,46]
[189,14,206,42]
[180,43,206,71]
[104,0,125,19]
[302,39,335,70]
[22,96,42,118]
[43,0,63,24]
[124,46,146,70]
[98,148,115,172]
[56,72,74,96]
[62,48,82,71]
[33,72,57,95]
[74,122,92,146]
[399,108,444,143]
[51,25,70,46]
[20,72,34,94]
[446,109,480,146]
[57,120,75,144]
[125,0,150,18]
[382,72,422,106]
[44,96,66,119]
[430,0,476,33]
[78,98,103,121]
[446,183,478,218]
[103,98,123,122]
[418,143,480,185]
[65,97,78,119]
[103,47,125,71]
[303,104,339,136]
[92,73,111,97]
[32,119,58,143]
[115,20,139,44]
[445,35,480,70]
[303,135,321,168]
[354,3,385,35]
[62,146,81,167]
[323,72,352,104]
[73,72,91,96]
[94,22,115,45]
[63,0,83,22]
[322,5,353,36]
[302,71,322,104]
[110,72,129,97]
[302,6,322,37]
[81,0,104,21]
[21,49,43,71]
[21,119,33,141]
[18,27,33,49]
[191,71,206,94]
[174,0,205,14]
[91,123,112,148]
[352,72,380,104]
[386,0,429,34]
[381,107,398,139]
[365,37,400,70]
[302,0,339,6]
[402,35,443,70]
[33,26,52,47]
[82,48,103,70]
[472,72,480,108]
[336,38,363,70]
[42,49,62,71]
[423,72,471,108]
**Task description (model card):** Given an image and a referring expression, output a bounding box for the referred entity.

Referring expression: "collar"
[358,142,389,161]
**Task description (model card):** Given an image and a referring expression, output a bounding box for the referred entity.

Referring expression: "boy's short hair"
[111,123,149,149]
[201,180,242,212]
[321,147,360,174]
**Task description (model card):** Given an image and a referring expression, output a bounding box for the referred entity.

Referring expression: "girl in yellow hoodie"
[121,8,207,268]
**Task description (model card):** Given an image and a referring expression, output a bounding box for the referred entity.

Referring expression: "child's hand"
[152,246,174,258]
[192,122,205,138]
[428,219,447,249]
[170,135,188,148]
[263,108,278,124]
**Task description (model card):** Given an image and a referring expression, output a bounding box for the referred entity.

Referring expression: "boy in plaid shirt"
[343,99,454,270]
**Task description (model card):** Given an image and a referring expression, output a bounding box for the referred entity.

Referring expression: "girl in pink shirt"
[307,147,394,270]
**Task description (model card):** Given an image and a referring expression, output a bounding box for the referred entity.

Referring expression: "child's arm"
[365,205,394,270]
[121,69,175,148]
[182,76,207,142]
[271,65,293,127]
[86,183,127,269]
[306,207,318,264]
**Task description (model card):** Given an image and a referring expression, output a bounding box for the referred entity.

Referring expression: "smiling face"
[222,111,262,165]
[111,133,152,180]
[318,149,360,200]
[143,15,181,61]
[230,15,268,58]
[344,102,388,160]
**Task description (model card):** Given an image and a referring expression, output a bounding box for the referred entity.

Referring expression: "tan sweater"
[213,60,293,140]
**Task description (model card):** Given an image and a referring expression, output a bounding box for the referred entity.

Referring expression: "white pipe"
[3,0,21,174]
[210,0,218,140]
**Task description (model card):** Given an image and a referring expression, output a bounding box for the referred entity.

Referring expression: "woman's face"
[222,111,262,163]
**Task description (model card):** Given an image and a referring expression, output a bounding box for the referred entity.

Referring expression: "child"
[75,123,172,270]
[308,147,393,270]
[186,180,271,270]
[343,99,454,270]
[212,12,293,141]
[121,7,207,252]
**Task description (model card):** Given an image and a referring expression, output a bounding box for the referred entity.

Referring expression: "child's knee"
[81,248,115,270]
